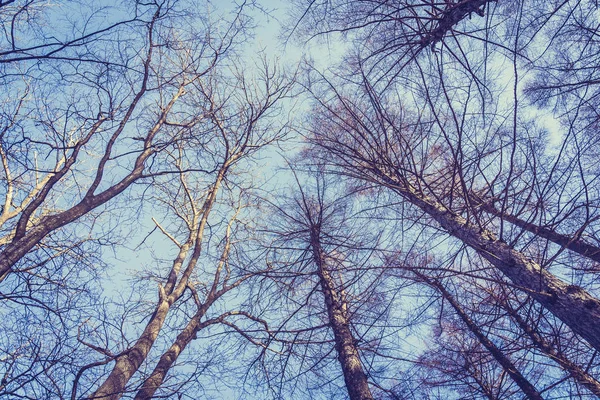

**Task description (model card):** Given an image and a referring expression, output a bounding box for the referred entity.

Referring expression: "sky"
[3,1,593,398]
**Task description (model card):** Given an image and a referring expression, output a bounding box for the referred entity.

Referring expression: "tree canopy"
[2,0,600,399]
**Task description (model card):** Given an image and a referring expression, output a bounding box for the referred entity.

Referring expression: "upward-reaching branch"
[413,271,543,400]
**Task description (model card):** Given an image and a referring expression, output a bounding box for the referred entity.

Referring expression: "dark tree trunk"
[479,201,600,263]
[420,275,543,400]
[385,177,600,352]
[498,296,600,397]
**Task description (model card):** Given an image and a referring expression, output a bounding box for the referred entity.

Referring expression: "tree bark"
[310,227,374,400]
[385,177,600,352]
[87,299,171,400]
[133,306,209,400]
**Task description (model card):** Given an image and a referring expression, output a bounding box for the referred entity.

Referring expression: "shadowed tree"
[387,252,600,398]
[483,278,600,397]
[411,270,543,400]
[299,68,600,355]
[258,171,387,399]
[287,0,496,75]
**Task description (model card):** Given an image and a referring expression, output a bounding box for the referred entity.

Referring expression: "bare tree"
[415,312,525,399]
[410,270,543,400]
[0,0,145,65]
[301,70,600,350]
[257,170,421,399]
[486,282,600,397]
[287,0,495,66]
[5,0,600,398]
[0,0,245,283]
[295,174,374,400]
[75,57,294,399]
[380,248,600,399]
[0,2,294,398]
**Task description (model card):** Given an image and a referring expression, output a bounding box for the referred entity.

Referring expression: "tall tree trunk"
[133,306,210,400]
[419,275,543,400]
[88,174,224,400]
[384,177,600,352]
[87,298,171,400]
[310,227,374,400]
[497,295,600,397]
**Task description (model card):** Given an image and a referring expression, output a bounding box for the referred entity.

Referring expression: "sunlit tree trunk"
[88,176,223,400]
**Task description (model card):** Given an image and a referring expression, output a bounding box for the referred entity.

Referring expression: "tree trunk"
[310,227,374,400]
[479,201,600,263]
[89,174,224,399]
[421,275,543,400]
[87,298,171,400]
[133,306,210,400]
[388,179,600,352]
[498,296,600,397]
